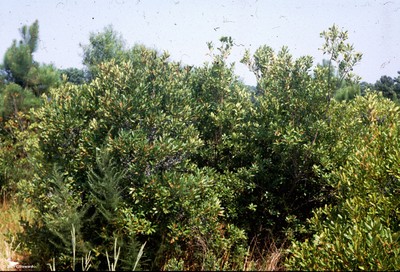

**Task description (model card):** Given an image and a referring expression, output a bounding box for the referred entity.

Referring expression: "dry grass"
[242,235,286,271]
[161,232,286,271]
[0,194,33,271]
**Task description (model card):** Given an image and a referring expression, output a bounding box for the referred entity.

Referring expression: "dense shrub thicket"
[0,23,399,270]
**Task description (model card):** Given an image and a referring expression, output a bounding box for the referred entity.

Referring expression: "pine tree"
[3,20,38,87]
[2,20,60,95]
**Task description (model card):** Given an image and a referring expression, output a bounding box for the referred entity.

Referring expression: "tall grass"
[242,235,286,271]
[47,225,146,271]
[162,234,285,271]
[106,238,121,271]
[0,193,34,270]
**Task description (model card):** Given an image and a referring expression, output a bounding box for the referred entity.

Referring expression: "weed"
[133,241,146,271]
[106,237,121,271]
[242,235,286,271]
[0,198,34,270]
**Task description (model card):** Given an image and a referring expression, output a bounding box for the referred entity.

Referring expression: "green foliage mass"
[373,73,400,101]
[240,44,330,239]
[286,93,400,270]
[0,20,59,202]
[81,25,130,79]
[18,42,249,270]
[3,41,33,87]
[2,20,60,94]
[59,67,88,85]
[1,22,399,271]
[334,84,361,101]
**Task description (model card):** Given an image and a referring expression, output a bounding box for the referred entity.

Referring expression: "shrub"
[18,45,248,269]
[286,93,400,270]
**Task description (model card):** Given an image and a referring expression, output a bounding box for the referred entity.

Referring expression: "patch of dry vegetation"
[0,194,33,270]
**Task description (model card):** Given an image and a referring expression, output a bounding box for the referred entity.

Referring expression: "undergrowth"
[0,192,34,270]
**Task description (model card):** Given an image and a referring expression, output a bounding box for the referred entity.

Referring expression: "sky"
[0,0,399,85]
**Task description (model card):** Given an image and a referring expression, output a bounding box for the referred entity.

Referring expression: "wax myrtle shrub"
[286,93,400,270]
[188,37,259,233]
[12,23,393,270]
[0,84,42,197]
[284,25,399,270]
[240,46,328,242]
[0,110,41,196]
[236,24,364,250]
[319,24,363,98]
[17,44,248,270]
[0,20,58,198]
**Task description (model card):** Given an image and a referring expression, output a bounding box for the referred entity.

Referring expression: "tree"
[315,59,361,102]
[26,64,61,96]
[360,81,374,95]
[2,20,60,95]
[373,73,400,101]
[0,20,53,198]
[189,37,259,242]
[3,20,39,87]
[237,24,364,245]
[285,27,400,271]
[334,84,361,101]
[3,41,33,87]
[59,67,88,85]
[81,25,129,79]
[0,83,41,118]
[319,24,362,101]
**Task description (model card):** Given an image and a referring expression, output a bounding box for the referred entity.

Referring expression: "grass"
[46,224,146,271]
[161,233,286,271]
[0,193,34,271]
[242,235,286,271]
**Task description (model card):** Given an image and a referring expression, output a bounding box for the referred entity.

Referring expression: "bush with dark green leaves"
[11,23,400,271]
[286,93,400,270]
[0,83,42,119]
[18,43,248,270]
[0,20,59,198]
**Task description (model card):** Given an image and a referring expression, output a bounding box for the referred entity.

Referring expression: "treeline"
[0,21,399,271]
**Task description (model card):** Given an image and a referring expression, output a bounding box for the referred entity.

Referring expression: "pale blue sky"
[1,0,399,85]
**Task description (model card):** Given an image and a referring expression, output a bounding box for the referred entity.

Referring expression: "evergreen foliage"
[334,84,361,101]
[81,25,129,79]
[373,73,400,101]
[59,67,88,85]
[0,22,399,271]
[2,20,60,94]
[286,93,400,270]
